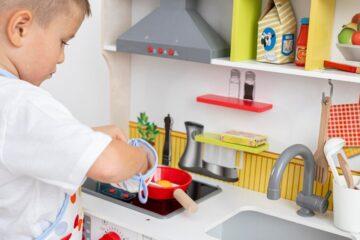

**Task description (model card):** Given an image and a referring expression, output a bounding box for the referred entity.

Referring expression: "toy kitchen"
[81,0,360,239]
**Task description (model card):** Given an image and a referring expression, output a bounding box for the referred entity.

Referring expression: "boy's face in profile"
[4,3,85,86]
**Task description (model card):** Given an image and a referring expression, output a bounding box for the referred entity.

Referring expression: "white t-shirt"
[0,76,112,239]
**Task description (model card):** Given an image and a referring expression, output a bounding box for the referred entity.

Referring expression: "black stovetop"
[82,178,221,219]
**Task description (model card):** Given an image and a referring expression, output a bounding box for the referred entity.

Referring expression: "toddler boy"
[0,1,148,239]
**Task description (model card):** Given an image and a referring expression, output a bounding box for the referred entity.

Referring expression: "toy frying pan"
[148,166,198,213]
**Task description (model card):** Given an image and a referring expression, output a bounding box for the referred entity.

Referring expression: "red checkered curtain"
[328,100,360,147]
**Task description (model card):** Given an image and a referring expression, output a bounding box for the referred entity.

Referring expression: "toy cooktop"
[82,178,221,219]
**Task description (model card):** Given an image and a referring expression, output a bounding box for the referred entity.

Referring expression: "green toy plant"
[136,112,160,145]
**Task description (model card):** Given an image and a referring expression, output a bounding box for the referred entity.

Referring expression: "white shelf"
[212,58,360,84]
[102,44,360,84]
[103,44,117,52]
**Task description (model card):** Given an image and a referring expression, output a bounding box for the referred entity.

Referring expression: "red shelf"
[197,94,273,113]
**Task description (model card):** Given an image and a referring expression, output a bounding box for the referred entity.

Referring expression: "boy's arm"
[92,125,128,142]
[87,139,148,183]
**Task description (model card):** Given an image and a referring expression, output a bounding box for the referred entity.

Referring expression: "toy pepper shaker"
[243,71,256,101]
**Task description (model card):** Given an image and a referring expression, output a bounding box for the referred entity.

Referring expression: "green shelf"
[195,133,269,154]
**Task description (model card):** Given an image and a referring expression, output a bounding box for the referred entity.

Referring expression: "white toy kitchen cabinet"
[83,214,156,240]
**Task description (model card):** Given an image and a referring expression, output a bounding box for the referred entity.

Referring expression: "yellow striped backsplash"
[129,122,360,210]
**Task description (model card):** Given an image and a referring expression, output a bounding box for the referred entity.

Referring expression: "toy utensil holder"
[333,176,360,233]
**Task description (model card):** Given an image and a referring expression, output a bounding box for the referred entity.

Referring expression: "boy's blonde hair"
[0,0,91,26]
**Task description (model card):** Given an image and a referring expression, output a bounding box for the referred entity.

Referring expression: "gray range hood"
[116,0,230,63]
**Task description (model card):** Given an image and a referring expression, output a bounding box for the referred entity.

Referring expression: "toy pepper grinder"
[244,71,256,101]
[162,114,173,166]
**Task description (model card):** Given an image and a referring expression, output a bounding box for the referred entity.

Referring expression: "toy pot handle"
[173,189,198,213]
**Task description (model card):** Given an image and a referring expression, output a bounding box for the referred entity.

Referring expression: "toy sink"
[207,210,350,240]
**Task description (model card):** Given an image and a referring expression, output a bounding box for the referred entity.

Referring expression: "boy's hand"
[138,146,154,175]
[93,125,128,142]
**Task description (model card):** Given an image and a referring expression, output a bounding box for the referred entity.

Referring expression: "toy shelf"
[212,58,360,84]
[104,44,360,84]
[229,0,360,78]
[195,133,269,154]
[196,94,273,113]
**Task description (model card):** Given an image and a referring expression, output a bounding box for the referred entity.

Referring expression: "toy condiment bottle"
[295,18,309,67]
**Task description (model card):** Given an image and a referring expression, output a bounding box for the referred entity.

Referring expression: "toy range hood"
[116,0,230,63]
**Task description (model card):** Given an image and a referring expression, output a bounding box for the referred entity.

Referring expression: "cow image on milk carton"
[257,0,297,64]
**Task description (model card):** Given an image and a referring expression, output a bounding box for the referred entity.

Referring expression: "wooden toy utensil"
[314,97,332,184]
[338,153,355,189]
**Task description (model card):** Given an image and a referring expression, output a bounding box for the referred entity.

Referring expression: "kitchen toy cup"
[333,176,360,233]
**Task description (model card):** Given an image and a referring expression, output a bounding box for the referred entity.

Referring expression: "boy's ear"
[7,10,33,47]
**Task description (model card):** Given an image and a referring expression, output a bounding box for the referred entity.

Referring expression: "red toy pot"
[148,166,197,213]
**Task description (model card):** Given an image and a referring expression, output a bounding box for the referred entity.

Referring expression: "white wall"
[42,0,110,127]
[129,0,360,155]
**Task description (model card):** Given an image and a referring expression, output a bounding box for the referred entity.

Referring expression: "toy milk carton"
[257,0,297,64]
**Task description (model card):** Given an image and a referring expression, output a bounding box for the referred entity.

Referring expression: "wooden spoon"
[337,153,355,189]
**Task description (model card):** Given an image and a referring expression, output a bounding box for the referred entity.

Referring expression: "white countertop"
[82,174,355,240]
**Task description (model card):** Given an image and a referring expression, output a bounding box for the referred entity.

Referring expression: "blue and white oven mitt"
[111,138,158,204]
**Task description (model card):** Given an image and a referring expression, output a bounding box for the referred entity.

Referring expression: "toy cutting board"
[328,100,360,147]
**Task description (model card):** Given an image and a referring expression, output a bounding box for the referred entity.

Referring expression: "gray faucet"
[267,144,331,217]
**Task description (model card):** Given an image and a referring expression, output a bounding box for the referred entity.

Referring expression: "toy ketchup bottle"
[295,18,309,67]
